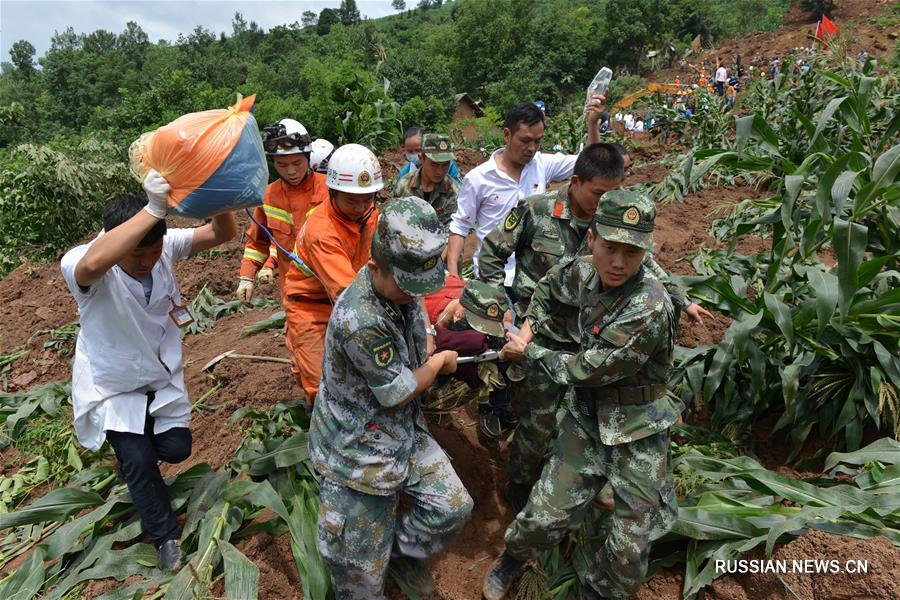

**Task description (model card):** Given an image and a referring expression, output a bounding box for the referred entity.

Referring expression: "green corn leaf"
[857,254,898,289]
[807,268,838,338]
[0,488,103,530]
[220,540,259,600]
[763,292,794,349]
[239,310,285,338]
[0,546,45,600]
[831,169,858,215]
[824,438,900,471]
[808,96,848,151]
[832,218,867,320]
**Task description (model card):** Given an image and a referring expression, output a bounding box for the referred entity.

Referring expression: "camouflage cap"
[421,133,455,162]
[460,281,508,338]
[373,196,447,296]
[593,188,656,251]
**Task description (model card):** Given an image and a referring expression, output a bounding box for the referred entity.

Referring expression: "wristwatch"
[425,325,436,336]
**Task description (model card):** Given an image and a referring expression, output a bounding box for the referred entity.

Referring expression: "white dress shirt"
[60,228,194,451]
[449,149,577,286]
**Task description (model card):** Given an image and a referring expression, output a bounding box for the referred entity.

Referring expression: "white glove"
[236,277,255,305]
[257,268,275,285]
[142,169,171,219]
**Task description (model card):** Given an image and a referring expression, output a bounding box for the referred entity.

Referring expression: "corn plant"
[665,51,899,459]
[334,68,402,153]
[0,383,333,600]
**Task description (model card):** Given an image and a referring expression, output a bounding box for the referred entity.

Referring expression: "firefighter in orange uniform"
[236,119,329,380]
[282,143,383,406]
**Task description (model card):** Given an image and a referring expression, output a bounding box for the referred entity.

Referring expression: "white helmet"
[263,118,313,155]
[310,138,335,172]
[326,143,383,194]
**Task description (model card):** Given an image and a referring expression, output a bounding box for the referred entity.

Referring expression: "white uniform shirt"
[60,229,195,451]
[449,149,577,286]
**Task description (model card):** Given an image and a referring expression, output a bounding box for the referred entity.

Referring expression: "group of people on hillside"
[62,90,714,600]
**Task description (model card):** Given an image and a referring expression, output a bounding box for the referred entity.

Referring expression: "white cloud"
[1,0,397,64]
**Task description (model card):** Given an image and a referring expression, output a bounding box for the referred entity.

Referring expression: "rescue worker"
[478,147,709,510]
[396,127,463,185]
[392,133,459,232]
[310,138,335,174]
[236,118,328,306]
[310,196,473,599]
[483,192,681,600]
[282,143,382,406]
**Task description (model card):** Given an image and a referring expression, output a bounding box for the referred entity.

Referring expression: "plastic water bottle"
[585,67,613,111]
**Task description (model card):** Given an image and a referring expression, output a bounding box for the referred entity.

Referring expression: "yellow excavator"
[614,82,686,110]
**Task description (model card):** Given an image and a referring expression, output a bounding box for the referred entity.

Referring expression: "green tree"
[301,10,318,28]
[602,0,673,71]
[318,8,340,35]
[391,0,406,10]
[800,0,835,17]
[9,41,36,78]
[339,0,361,25]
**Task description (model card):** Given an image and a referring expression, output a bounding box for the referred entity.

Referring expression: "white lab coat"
[60,228,195,451]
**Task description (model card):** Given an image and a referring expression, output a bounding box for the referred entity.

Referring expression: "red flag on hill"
[815,15,839,41]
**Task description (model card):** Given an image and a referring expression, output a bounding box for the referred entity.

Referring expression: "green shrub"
[0,138,135,276]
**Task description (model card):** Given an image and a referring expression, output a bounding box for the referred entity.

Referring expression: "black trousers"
[106,393,191,547]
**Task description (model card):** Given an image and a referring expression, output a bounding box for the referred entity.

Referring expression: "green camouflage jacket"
[308,266,429,496]
[392,167,459,231]
[523,255,681,444]
[479,184,689,345]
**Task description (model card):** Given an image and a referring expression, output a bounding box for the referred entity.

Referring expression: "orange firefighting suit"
[239,173,329,378]
[282,198,378,404]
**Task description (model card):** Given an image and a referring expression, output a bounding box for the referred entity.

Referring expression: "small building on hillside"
[451,93,484,142]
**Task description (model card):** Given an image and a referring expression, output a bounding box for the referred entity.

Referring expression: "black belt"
[573,383,667,417]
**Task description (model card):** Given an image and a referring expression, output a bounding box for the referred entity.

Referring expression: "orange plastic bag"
[129,94,267,219]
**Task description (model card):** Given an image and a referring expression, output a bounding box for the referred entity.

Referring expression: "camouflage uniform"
[478,186,689,487]
[310,197,473,600]
[500,193,681,600]
[392,134,459,231]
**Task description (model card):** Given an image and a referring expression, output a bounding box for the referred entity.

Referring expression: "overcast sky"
[1,1,398,63]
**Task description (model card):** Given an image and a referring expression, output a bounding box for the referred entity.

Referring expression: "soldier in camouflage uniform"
[392,133,460,231]
[310,196,473,600]
[482,192,681,600]
[478,144,708,509]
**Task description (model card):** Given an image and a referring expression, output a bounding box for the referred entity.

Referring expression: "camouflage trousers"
[316,430,473,600]
[506,337,577,486]
[504,410,678,599]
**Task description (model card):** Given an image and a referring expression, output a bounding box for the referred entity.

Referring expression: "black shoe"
[504,481,532,514]
[483,553,523,600]
[156,539,182,571]
[477,412,503,448]
[389,555,435,597]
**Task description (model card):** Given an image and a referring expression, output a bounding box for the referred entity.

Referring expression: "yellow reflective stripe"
[263,205,293,225]
[243,247,267,263]
[306,205,319,218]
[268,245,278,257]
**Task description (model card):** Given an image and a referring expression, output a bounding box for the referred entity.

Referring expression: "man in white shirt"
[715,62,728,96]
[445,99,603,442]
[446,99,604,284]
[60,171,236,571]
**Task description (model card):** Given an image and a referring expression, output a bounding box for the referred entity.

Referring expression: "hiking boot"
[477,412,503,448]
[388,555,435,597]
[504,481,532,514]
[156,539,182,571]
[483,553,523,600]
